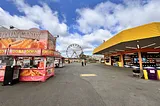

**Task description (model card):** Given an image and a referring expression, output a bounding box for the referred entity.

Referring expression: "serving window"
[16,57,45,69]
[46,57,54,68]
[0,56,14,68]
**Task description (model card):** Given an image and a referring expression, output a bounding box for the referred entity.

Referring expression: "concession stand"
[0,28,57,82]
[54,51,65,68]
[93,22,160,80]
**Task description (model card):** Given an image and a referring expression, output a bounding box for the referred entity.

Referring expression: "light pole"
[54,35,59,50]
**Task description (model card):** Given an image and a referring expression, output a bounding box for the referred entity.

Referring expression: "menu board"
[13,68,19,80]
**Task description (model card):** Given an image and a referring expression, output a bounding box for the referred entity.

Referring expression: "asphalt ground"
[0,63,160,106]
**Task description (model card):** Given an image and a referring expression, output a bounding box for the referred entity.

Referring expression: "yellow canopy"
[93,22,160,54]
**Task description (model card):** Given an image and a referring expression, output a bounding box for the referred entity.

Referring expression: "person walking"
[81,59,84,66]
[84,59,87,66]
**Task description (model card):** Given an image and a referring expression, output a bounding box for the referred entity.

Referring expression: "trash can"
[144,67,157,80]
[132,66,140,77]
[3,65,21,86]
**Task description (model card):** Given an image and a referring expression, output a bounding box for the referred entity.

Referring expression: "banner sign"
[0,30,56,50]
[0,49,6,55]
[9,49,41,56]
[42,50,54,56]
[0,30,41,40]
[0,48,60,56]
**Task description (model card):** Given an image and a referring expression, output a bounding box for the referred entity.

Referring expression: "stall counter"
[20,67,54,82]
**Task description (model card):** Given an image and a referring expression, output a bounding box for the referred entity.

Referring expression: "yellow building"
[93,22,160,70]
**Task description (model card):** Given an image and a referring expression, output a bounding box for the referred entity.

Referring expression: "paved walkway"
[0,63,160,106]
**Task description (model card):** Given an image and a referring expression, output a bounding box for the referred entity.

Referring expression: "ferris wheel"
[66,44,83,58]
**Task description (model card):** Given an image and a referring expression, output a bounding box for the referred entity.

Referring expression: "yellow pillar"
[120,54,124,67]
[143,70,148,80]
[138,51,143,70]
[157,70,160,80]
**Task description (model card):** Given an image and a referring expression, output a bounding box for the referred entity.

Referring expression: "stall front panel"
[20,69,48,82]
[16,57,54,82]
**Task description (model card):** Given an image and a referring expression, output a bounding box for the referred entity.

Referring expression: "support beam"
[109,56,111,65]
[138,51,143,70]
[120,54,124,67]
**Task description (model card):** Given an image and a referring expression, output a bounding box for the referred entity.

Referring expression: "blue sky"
[0,0,160,57]
[0,0,121,32]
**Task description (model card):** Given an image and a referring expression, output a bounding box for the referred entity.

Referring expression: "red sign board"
[9,49,41,56]
[42,50,54,56]
[0,48,61,57]
[0,49,6,55]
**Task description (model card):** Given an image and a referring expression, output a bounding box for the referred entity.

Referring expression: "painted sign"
[0,39,47,49]
[0,30,41,40]
[42,50,54,56]
[19,68,54,82]
[0,49,6,55]
[0,30,56,50]
[9,49,41,56]
[20,69,45,76]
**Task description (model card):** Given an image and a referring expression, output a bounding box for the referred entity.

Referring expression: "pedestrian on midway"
[82,59,84,66]
[84,59,87,66]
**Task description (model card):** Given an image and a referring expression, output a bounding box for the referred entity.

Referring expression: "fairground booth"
[93,22,160,80]
[0,28,60,82]
[54,51,65,68]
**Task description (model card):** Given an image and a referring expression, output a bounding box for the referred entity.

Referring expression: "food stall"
[54,51,65,68]
[0,28,57,82]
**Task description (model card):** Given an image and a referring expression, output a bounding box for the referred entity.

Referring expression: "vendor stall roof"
[93,22,160,54]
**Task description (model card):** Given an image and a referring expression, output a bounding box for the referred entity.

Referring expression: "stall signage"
[0,31,41,40]
[42,50,54,55]
[0,49,6,55]
[9,49,41,55]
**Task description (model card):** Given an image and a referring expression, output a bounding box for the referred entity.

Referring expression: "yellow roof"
[93,22,160,54]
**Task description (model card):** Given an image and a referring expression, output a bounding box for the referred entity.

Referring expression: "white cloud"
[0,7,39,29]
[12,0,68,36]
[76,8,105,34]
[76,0,160,34]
